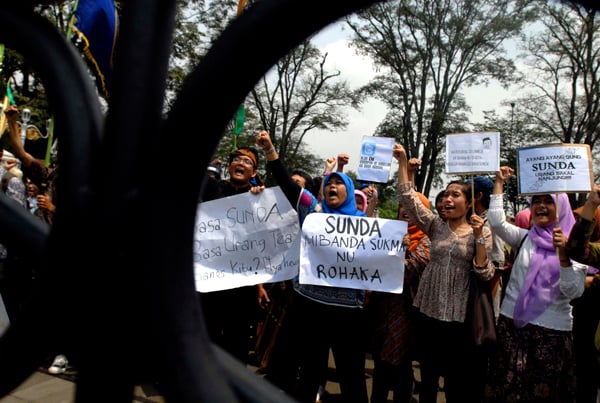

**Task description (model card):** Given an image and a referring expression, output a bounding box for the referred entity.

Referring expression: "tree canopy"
[347,0,536,197]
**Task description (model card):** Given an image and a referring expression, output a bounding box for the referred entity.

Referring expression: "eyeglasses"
[231,156,255,167]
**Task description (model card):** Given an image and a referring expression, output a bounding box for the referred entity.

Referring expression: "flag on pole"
[44,118,54,168]
[6,83,14,105]
[232,104,245,136]
[69,0,119,99]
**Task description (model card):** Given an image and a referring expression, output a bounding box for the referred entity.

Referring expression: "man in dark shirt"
[199,147,265,364]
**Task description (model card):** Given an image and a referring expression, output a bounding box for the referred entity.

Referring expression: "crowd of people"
[1,111,599,403]
[0,105,66,375]
[194,130,600,403]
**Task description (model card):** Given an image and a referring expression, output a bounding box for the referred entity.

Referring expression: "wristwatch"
[476,237,487,245]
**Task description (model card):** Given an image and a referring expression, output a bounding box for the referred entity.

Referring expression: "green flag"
[232,104,245,136]
[6,83,15,105]
[44,118,54,168]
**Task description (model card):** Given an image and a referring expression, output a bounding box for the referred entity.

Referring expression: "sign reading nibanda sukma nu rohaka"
[299,213,408,294]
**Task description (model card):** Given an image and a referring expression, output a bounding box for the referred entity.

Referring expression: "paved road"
[0,355,446,402]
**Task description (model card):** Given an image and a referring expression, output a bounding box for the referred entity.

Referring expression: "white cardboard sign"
[194,186,300,292]
[517,144,593,195]
[445,131,500,174]
[357,136,395,184]
[299,213,408,293]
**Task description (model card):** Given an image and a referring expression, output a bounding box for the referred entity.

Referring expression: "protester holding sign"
[394,143,494,403]
[256,130,369,403]
[484,166,586,403]
[198,146,267,364]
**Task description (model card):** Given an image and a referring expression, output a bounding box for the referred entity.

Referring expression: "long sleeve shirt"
[487,193,586,331]
[398,183,495,323]
[266,158,365,308]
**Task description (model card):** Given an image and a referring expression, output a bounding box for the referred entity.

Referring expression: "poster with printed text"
[357,136,395,184]
[299,213,408,293]
[194,186,300,293]
[445,131,500,174]
[517,144,592,195]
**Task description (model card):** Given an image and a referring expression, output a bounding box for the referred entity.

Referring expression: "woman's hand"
[407,157,421,174]
[336,153,349,172]
[324,157,336,173]
[393,144,407,162]
[553,226,567,249]
[470,214,485,239]
[495,166,514,183]
[249,185,265,194]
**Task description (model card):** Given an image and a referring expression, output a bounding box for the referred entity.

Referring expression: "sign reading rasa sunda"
[194,187,300,292]
[517,143,592,195]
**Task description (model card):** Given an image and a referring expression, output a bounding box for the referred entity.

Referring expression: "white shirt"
[487,194,586,331]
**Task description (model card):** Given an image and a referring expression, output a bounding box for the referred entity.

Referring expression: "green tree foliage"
[165,2,359,183]
[346,0,536,197]
[515,0,600,205]
[165,0,210,109]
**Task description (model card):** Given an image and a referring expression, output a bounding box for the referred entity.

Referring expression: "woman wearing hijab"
[355,189,368,214]
[485,166,587,403]
[256,130,369,403]
[368,192,431,403]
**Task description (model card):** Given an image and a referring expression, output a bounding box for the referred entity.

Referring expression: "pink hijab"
[515,208,531,229]
[354,189,368,213]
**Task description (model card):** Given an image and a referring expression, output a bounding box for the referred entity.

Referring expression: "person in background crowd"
[25,178,39,216]
[434,190,448,220]
[514,208,531,230]
[566,184,600,403]
[291,169,317,198]
[485,166,586,403]
[354,189,368,214]
[38,140,70,376]
[257,130,369,403]
[254,165,318,373]
[368,190,431,403]
[0,155,27,320]
[468,175,506,320]
[198,147,266,364]
[2,105,45,177]
[394,143,494,403]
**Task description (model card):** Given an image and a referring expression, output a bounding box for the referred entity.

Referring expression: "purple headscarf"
[513,193,575,328]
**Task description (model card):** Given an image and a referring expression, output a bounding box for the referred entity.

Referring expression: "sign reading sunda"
[517,143,592,195]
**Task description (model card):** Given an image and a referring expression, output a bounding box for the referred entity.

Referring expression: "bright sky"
[307,22,514,176]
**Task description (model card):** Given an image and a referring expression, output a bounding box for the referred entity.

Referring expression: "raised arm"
[577,184,600,221]
[407,157,420,190]
[336,153,349,172]
[566,184,600,267]
[393,144,409,186]
[256,130,301,206]
[4,105,45,173]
